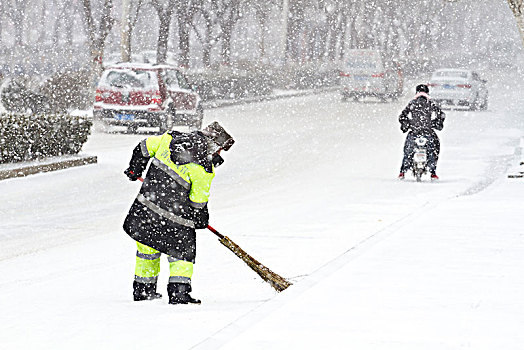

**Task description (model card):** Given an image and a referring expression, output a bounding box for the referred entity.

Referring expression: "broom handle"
[130,171,223,238]
[206,225,224,239]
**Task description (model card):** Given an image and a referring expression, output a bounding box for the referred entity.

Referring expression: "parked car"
[93,62,203,132]
[428,69,488,110]
[339,49,403,101]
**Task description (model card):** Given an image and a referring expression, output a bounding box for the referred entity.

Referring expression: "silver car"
[428,69,488,110]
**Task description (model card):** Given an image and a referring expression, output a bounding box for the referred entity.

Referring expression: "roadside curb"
[0,155,97,181]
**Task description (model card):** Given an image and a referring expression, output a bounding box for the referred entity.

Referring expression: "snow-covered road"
[1,70,523,349]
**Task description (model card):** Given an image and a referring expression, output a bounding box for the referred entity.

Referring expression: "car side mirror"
[481,79,487,84]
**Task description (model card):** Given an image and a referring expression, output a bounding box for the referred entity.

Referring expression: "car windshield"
[101,69,158,89]
[433,71,469,79]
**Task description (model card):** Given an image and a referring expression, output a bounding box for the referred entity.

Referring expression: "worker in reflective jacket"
[123,122,234,305]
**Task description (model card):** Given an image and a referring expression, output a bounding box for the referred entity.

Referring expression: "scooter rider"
[398,84,446,180]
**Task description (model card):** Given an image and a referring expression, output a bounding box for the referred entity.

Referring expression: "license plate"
[354,75,367,81]
[115,113,134,121]
[415,152,427,162]
[443,84,455,90]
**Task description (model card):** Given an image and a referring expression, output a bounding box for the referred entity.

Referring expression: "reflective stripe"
[189,200,207,209]
[151,158,191,190]
[137,251,161,260]
[134,275,158,284]
[169,259,193,279]
[137,193,195,228]
[168,276,191,284]
[140,139,149,157]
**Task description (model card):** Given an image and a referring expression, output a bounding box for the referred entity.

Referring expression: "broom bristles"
[220,236,292,292]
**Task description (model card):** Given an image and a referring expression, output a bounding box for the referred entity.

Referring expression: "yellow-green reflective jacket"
[136,131,215,228]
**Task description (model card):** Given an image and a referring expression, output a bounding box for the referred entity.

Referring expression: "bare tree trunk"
[338,11,348,60]
[151,0,177,64]
[176,1,198,68]
[157,14,171,63]
[507,0,524,48]
[327,9,339,61]
[214,0,241,65]
[5,0,27,50]
[191,4,214,68]
[121,0,143,62]
[254,2,270,59]
[201,9,213,68]
[287,1,305,62]
[37,0,48,44]
[80,0,115,91]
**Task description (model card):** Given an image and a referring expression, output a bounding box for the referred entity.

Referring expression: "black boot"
[133,281,162,301]
[168,282,201,304]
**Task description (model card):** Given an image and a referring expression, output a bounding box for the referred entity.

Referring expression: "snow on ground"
[0,69,523,349]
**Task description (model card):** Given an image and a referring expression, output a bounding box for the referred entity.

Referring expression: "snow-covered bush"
[0,78,53,114]
[39,69,92,112]
[1,70,92,115]
[0,113,92,164]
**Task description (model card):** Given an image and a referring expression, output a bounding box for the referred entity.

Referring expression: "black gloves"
[400,121,410,133]
[193,206,209,229]
[212,153,224,167]
[124,168,140,181]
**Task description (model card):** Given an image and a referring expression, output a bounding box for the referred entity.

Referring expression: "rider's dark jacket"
[399,93,445,135]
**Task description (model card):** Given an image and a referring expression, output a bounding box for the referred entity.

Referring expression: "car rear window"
[433,71,468,79]
[345,59,378,70]
[160,69,191,90]
[100,69,158,89]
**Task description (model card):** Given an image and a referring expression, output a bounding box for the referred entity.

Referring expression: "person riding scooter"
[398,84,446,180]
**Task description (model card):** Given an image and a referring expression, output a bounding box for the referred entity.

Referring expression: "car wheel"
[127,124,138,134]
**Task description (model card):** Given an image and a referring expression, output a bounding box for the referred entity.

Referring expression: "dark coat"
[399,95,446,173]
[399,95,445,135]
[123,131,214,263]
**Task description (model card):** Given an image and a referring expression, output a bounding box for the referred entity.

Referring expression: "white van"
[339,50,403,101]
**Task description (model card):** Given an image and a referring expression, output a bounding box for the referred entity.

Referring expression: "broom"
[206,225,292,292]
[132,174,292,292]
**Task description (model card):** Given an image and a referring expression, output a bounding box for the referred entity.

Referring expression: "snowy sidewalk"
[199,176,524,349]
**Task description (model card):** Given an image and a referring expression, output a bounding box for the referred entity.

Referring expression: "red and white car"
[428,69,488,110]
[93,63,203,132]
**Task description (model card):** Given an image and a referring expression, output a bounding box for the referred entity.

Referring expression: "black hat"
[169,131,213,172]
[416,84,429,94]
[201,121,235,151]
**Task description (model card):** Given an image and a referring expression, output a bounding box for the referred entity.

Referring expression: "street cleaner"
[122,122,234,304]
